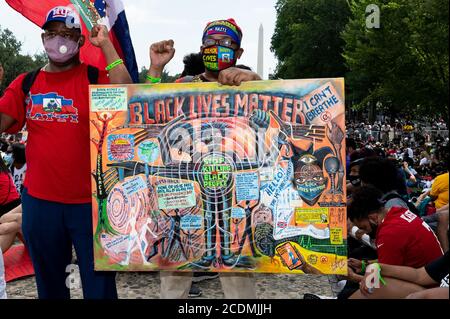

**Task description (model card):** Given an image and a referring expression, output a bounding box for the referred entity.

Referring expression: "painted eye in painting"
[300,155,316,164]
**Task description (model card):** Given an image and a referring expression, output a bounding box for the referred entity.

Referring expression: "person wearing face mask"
[345,151,381,272]
[145,18,261,299]
[346,158,376,256]
[0,6,132,299]
[347,158,363,193]
[340,186,444,299]
[146,18,261,86]
[1,145,13,167]
[346,146,379,197]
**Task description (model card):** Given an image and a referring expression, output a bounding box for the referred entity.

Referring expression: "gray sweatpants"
[160,271,256,299]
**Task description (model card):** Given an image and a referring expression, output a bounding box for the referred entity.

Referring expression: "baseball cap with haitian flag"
[202,19,243,47]
[42,6,82,31]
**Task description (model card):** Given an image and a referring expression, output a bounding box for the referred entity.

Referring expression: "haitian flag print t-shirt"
[0,64,109,204]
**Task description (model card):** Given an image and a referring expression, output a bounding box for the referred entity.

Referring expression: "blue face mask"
[368,220,379,239]
[296,181,327,204]
[294,161,328,206]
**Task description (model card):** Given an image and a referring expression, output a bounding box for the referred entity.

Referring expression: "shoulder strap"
[382,192,403,203]
[22,68,41,102]
[383,192,421,216]
[87,65,99,85]
[20,66,98,110]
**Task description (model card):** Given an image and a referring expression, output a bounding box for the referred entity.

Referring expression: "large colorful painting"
[89,79,347,274]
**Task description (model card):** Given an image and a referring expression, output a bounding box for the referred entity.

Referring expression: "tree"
[342,0,449,118]
[0,26,47,94]
[407,0,449,117]
[271,0,351,79]
[91,112,121,241]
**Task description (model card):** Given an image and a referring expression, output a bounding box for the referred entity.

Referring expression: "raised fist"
[149,40,175,71]
[89,25,111,48]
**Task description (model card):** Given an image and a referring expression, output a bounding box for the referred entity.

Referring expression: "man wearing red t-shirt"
[374,206,443,267]
[0,6,131,299]
[344,186,443,298]
[349,186,443,266]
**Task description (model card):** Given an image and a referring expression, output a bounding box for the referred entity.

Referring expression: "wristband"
[361,234,372,246]
[146,75,162,83]
[361,260,367,274]
[105,59,124,71]
[372,263,387,286]
[351,226,359,237]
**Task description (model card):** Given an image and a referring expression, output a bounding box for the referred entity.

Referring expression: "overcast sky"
[0,0,278,78]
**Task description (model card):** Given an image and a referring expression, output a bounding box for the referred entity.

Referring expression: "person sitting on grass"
[354,250,449,299]
[339,186,443,299]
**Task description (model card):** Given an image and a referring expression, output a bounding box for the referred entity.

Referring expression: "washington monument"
[257,23,264,79]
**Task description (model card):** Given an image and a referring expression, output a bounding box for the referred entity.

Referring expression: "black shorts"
[338,281,360,299]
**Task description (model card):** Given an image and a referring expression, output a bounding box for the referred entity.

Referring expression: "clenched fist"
[150,40,175,71]
[89,24,111,48]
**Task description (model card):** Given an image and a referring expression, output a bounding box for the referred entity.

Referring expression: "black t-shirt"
[177,74,209,83]
[425,251,449,287]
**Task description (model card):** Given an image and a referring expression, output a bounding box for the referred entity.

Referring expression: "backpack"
[21,65,99,106]
[383,192,421,216]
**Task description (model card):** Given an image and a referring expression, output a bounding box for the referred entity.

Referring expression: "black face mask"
[368,221,378,239]
[349,175,361,187]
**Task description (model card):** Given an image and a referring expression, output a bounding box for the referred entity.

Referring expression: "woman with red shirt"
[0,159,20,217]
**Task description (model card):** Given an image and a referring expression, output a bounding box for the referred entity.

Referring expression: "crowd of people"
[0,6,448,300]
[346,119,448,146]
[332,121,449,299]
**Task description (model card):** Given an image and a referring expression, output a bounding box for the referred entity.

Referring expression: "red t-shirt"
[0,64,109,204]
[376,207,443,268]
[0,171,20,204]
